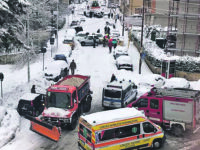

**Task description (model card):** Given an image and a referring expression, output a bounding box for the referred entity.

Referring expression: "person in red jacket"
[108,38,113,53]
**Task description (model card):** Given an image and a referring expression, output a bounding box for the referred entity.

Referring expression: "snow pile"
[43,107,70,117]
[0,1,10,12]
[163,77,190,89]
[0,107,20,148]
[18,0,31,5]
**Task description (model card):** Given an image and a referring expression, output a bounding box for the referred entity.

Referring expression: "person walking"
[103,36,106,47]
[31,85,36,93]
[110,74,117,82]
[93,37,96,48]
[108,39,113,53]
[70,59,76,75]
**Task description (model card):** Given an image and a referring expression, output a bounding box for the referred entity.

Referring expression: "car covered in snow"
[63,36,75,50]
[79,35,99,46]
[17,93,45,117]
[116,55,133,71]
[111,29,120,37]
[162,77,190,89]
[44,60,69,82]
[75,31,89,42]
[113,46,128,59]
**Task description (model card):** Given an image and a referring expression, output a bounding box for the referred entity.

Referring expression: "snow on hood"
[163,77,190,89]
[43,107,70,118]
[117,56,131,63]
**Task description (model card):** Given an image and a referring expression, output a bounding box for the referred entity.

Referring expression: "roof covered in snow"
[81,108,145,126]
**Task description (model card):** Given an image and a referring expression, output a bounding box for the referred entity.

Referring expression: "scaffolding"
[166,0,200,56]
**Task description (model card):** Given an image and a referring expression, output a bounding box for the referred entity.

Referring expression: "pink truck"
[128,87,200,136]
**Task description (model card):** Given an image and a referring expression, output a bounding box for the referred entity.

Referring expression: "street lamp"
[139,0,145,74]
[0,72,4,98]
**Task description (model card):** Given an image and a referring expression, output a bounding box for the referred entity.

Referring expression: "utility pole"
[139,0,145,74]
[56,0,59,50]
[122,1,125,36]
[27,11,30,82]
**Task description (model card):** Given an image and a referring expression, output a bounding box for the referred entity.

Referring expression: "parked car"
[116,55,133,71]
[75,31,89,42]
[95,33,104,43]
[63,36,75,50]
[113,46,128,59]
[44,60,69,82]
[17,93,45,117]
[70,20,80,27]
[80,17,86,22]
[111,29,120,37]
[79,35,99,46]
[53,54,68,62]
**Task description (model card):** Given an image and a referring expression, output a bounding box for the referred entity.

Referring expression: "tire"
[172,125,184,137]
[152,139,162,149]
[69,114,78,130]
[81,42,85,46]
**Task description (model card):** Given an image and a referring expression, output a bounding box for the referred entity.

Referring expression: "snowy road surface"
[1,2,200,150]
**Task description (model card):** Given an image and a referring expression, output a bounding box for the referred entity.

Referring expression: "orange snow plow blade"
[26,115,61,142]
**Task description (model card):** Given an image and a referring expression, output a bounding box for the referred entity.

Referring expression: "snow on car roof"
[20,93,40,101]
[82,108,145,126]
[105,80,132,91]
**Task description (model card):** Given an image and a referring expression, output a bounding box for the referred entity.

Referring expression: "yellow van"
[78,108,165,150]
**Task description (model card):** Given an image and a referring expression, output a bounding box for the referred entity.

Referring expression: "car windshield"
[104,89,121,99]
[47,92,71,109]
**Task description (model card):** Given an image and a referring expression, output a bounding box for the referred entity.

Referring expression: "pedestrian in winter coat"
[110,74,117,82]
[97,29,100,33]
[111,13,113,18]
[112,39,117,49]
[107,27,110,35]
[93,38,96,48]
[103,36,106,47]
[70,59,76,75]
[104,26,108,34]
[108,39,113,53]
[31,85,36,93]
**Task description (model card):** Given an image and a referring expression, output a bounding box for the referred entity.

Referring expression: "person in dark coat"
[93,37,96,48]
[107,27,110,35]
[69,59,77,75]
[110,74,117,82]
[31,85,36,93]
[103,36,106,47]
[108,39,112,53]
[97,29,100,33]
[104,26,108,34]
[111,13,113,18]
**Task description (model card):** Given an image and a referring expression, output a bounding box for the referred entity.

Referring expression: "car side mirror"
[154,128,157,133]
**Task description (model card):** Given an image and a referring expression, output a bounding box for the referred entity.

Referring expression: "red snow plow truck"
[26,75,92,141]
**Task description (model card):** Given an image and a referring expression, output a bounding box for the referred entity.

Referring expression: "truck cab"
[102,80,137,108]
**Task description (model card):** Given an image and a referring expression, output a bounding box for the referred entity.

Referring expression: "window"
[79,124,92,142]
[99,128,116,141]
[137,98,148,108]
[104,90,122,98]
[150,99,159,109]
[118,124,140,138]
[47,92,71,109]
[143,122,156,133]
[72,91,76,105]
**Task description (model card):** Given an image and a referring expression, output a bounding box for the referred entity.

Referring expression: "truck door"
[148,98,163,124]
[134,98,149,115]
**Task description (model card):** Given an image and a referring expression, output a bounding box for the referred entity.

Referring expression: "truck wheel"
[172,125,183,137]
[69,114,78,130]
[152,139,162,149]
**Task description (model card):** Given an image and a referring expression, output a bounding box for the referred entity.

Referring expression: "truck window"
[137,98,148,108]
[150,99,159,109]
[79,124,92,142]
[118,124,140,138]
[142,122,155,133]
[47,92,71,109]
[104,90,121,99]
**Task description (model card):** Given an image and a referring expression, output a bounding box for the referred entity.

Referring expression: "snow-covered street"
[0,1,200,150]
